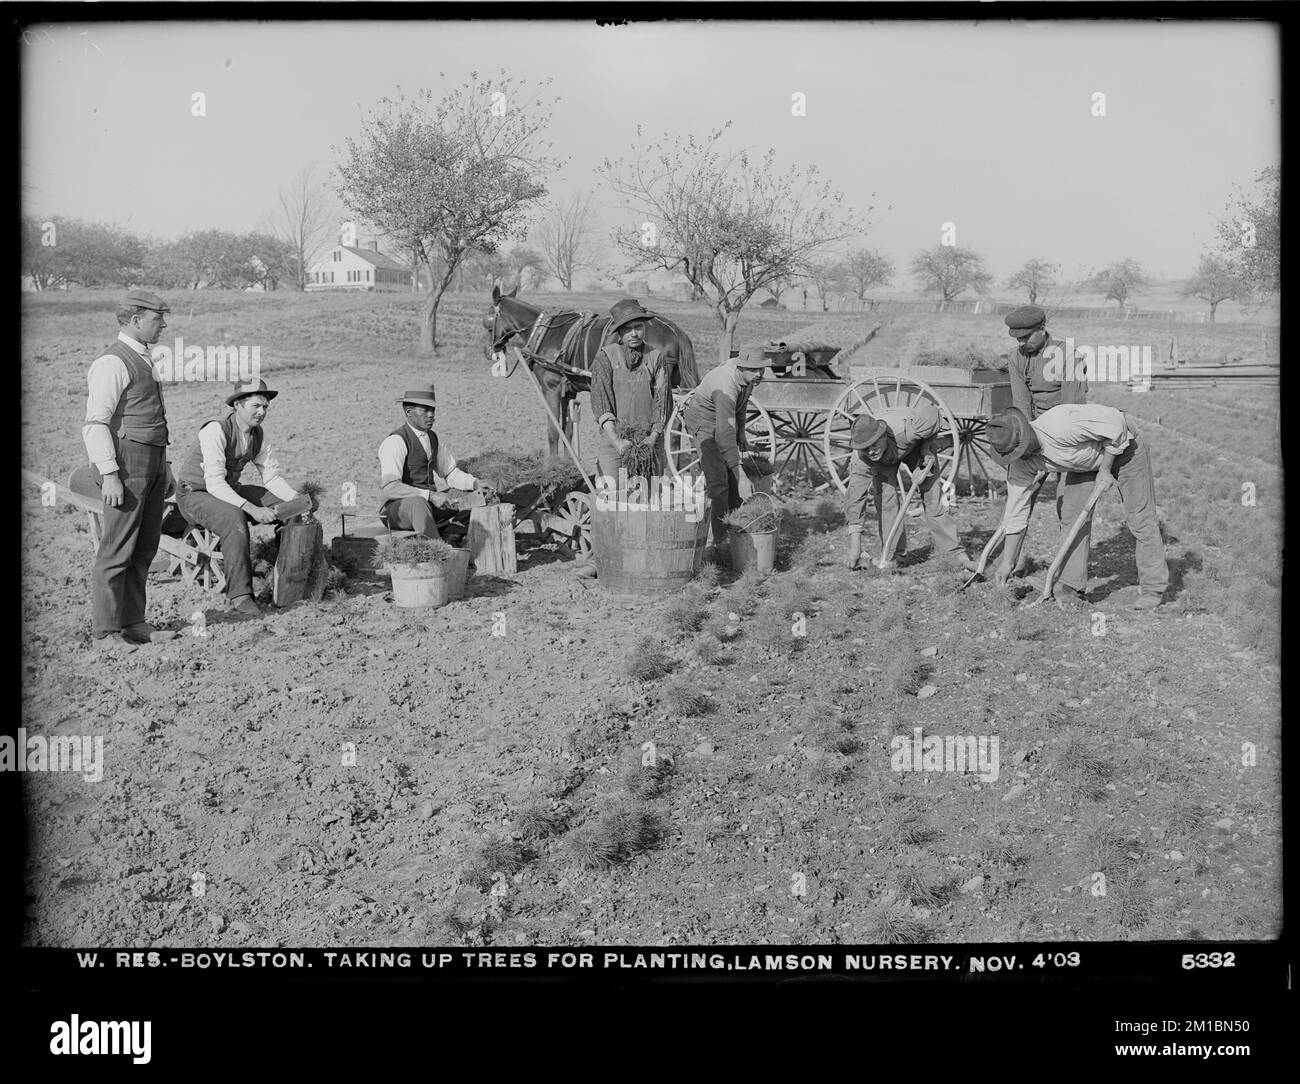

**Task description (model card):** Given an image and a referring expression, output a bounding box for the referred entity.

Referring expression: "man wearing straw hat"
[174,378,315,618]
[590,298,670,490]
[682,345,768,564]
[844,403,972,572]
[987,404,1168,610]
[82,290,176,644]
[378,382,494,542]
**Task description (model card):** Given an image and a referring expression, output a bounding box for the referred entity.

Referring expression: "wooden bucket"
[590,499,710,594]
[389,562,450,608]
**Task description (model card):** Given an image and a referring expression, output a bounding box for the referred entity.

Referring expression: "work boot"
[845,530,863,570]
[1131,593,1164,611]
[230,595,264,619]
[121,622,177,644]
[1053,584,1088,608]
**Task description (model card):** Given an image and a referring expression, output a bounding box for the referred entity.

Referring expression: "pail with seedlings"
[724,493,782,574]
[374,534,456,608]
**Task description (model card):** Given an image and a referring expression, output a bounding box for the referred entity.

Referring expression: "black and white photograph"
[15,8,1286,1047]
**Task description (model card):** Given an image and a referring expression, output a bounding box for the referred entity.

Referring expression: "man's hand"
[246,504,278,525]
[737,472,755,501]
[1093,471,1116,497]
[474,482,497,503]
[101,473,125,508]
[614,437,631,455]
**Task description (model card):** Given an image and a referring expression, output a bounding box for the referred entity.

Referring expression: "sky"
[21,17,1280,284]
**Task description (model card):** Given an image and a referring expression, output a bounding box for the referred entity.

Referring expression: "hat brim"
[988,409,1035,466]
[610,312,654,333]
[732,356,769,370]
[227,389,278,406]
[398,397,438,408]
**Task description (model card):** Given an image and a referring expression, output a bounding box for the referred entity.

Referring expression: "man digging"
[844,401,973,573]
[987,404,1169,610]
[175,379,316,619]
[682,345,768,567]
[377,382,494,543]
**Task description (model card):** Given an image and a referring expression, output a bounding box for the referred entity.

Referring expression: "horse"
[482,285,700,460]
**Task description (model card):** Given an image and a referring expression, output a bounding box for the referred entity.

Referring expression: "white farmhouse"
[305,241,413,292]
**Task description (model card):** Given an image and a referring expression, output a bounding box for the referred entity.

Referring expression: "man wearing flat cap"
[83,291,176,644]
[174,379,313,618]
[987,404,1168,609]
[378,383,493,541]
[844,401,972,571]
[590,298,670,488]
[1003,305,1089,420]
[682,346,767,563]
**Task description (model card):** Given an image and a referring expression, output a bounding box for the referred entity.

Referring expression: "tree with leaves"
[909,245,993,301]
[1181,254,1248,323]
[335,72,562,353]
[806,259,843,312]
[1216,165,1279,297]
[600,123,866,361]
[507,244,548,290]
[22,216,145,289]
[1005,258,1059,304]
[841,247,894,300]
[1083,258,1148,311]
[534,192,596,291]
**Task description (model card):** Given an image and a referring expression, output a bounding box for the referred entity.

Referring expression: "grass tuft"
[864,899,928,944]
[664,679,713,717]
[625,636,674,681]
[691,632,727,666]
[515,802,566,841]
[663,592,709,637]
[1054,733,1113,802]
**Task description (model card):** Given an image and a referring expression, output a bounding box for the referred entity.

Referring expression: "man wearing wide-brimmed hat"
[82,291,177,644]
[378,382,493,541]
[844,402,972,572]
[682,345,768,563]
[988,404,1168,609]
[174,379,313,618]
[590,298,670,487]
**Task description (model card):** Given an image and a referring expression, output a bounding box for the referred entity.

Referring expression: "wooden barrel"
[590,499,710,594]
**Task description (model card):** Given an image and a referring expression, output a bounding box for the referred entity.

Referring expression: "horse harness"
[516,310,603,395]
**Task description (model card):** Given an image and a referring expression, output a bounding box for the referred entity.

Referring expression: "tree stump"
[273,522,326,605]
[467,502,516,577]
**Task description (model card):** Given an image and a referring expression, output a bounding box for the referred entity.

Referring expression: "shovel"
[959,470,1050,591]
[1031,480,1108,606]
[875,457,933,570]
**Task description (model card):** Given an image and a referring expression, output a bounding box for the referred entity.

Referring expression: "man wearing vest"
[988,404,1168,609]
[682,345,768,564]
[174,379,310,618]
[589,299,670,489]
[83,292,176,644]
[844,402,973,572]
[1003,304,1091,580]
[378,383,490,540]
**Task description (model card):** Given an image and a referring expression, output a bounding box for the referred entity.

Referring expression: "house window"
[365,270,371,281]
[333,250,341,262]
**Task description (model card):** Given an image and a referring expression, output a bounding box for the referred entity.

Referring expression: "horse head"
[482,284,538,364]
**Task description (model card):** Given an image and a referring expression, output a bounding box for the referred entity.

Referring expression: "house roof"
[338,246,411,272]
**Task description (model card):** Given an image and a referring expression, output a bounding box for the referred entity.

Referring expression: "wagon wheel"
[550,491,592,559]
[176,525,227,593]
[665,391,777,484]
[768,409,832,486]
[953,416,1005,498]
[822,369,960,498]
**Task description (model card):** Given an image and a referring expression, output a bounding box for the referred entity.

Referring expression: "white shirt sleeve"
[435,440,477,490]
[252,442,299,502]
[198,423,249,508]
[83,354,131,474]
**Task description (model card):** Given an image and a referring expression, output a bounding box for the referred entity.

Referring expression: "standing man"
[590,299,670,489]
[174,379,312,618]
[378,383,493,541]
[987,404,1168,609]
[83,292,175,644]
[1003,303,1091,577]
[682,345,768,564]
[844,402,972,571]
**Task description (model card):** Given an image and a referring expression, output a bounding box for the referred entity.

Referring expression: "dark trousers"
[845,446,961,559]
[91,439,168,635]
[176,484,281,601]
[692,432,739,549]
[380,496,449,540]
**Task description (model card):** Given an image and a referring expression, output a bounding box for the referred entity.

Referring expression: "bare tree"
[335,72,562,353]
[600,123,867,361]
[534,193,596,290]
[269,164,336,290]
[1005,258,1059,305]
[1182,254,1248,323]
[841,247,894,299]
[910,245,993,301]
[1083,258,1148,311]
